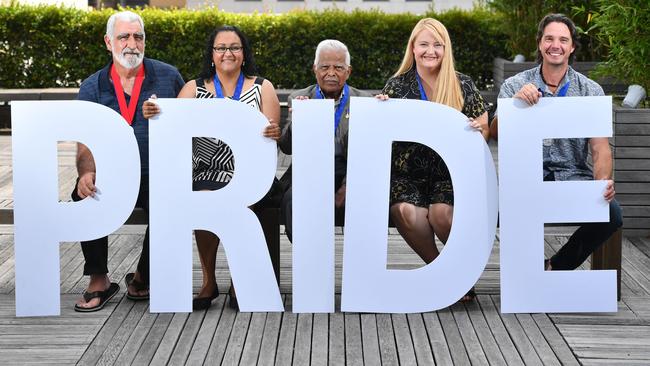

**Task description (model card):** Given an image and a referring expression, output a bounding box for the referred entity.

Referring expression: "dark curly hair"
[535,13,580,65]
[199,25,257,81]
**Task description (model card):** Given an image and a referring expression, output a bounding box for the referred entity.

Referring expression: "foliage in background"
[589,0,650,92]
[0,5,507,89]
[487,0,605,62]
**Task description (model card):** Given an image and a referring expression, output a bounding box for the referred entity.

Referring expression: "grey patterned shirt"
[498,65,605,181]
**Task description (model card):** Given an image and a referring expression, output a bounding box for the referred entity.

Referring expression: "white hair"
[106,11,145,39]
[314,39,351,66]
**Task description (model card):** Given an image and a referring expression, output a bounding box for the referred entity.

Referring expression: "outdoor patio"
[1,135,649,365]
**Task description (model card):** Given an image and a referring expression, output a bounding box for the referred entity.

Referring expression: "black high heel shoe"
[193,287,219,310]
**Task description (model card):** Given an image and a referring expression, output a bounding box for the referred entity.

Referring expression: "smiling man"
[72,11,184,312]
[491,14,622,271]
[279,39,372,242]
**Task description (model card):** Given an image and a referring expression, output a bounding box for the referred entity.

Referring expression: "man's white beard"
[113,46,144,69]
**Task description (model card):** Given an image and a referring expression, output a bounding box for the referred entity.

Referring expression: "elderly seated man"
[279,39,372,241]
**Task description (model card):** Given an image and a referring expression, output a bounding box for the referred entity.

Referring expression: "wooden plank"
[360,314,381,366]
[531,313,580,365]
[112,303,158,366]
[391,313,417,365]
[328,312,345,365]
[557,324,650,360]
[490,296,544,365]
[621,267,650,297]
[617,182,650,194]
[406,313,435,365]
[614,109,650,124]
[615,136,650,147]
[345,313,363,366]
[148,313,191,365]
[625,228,650,236]
[220,311,252,366]
[92,300,148,365]
[376,313,399,366]
[615,124,650,135]
[550,301,642,326]
[616,194,650,206]
[311,313,329,366]
[257,297,283,366]
[451,303,489,366]
[620,206,650,217]
[623,218,650,229]
[622,239,650,285]
[275,296,297,366]
[616,171,650,182]
[185,297,227,365]
[582,360,650,365]
[614,158,650,174]
[516,313,561,366]
[293,313,313,366]
[464,300,508,366]
[437,308,471,365]
[130,313,174,366]
[201,299,237,365]
[422,312,454,365]
[76,297,135,365]
[630,237,650,260]
[239,312,267,366]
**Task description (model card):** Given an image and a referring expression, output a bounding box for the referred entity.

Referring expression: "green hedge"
[0,5,507,89]
[590,0,650,92]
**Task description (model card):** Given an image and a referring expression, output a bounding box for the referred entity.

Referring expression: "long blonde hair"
[394,18,464,111]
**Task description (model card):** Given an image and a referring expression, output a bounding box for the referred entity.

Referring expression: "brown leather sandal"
[125,272,149,301]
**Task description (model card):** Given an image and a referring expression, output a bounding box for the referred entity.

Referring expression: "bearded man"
[72,11,184,312]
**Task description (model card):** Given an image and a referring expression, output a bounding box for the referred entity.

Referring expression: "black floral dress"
[382,68,486,207]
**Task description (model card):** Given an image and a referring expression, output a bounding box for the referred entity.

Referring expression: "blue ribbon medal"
[315,83,350,132]
[415,71,429,101]
[213,72,245,100]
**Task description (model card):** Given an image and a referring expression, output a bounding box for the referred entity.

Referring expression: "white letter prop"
[12,101,140,316]
[498,96,616,313]
[341,98,498,313]
[291,99,335,313]
[149,98,283,312]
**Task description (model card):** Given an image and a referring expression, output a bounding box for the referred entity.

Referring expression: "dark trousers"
[545,173,623,270]
[282,174,344,242]
[71,176,150,283]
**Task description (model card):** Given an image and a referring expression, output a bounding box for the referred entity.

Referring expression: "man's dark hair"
[199,25,257,80]
[535,13,580,64]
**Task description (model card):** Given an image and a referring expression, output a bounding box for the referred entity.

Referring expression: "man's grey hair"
[106,11,145,39]
[314,39,351,66]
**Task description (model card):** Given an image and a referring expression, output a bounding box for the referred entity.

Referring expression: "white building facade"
[186,0,474,14]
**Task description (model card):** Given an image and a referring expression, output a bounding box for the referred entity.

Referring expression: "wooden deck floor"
[1,136,650,365]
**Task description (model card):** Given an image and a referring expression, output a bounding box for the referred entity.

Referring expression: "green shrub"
[488,0,605,61]
[0,5,507,89]
[590,0,650,92]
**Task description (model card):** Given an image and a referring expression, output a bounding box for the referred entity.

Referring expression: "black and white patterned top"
[498,65,604,181]
[192,76,263,183]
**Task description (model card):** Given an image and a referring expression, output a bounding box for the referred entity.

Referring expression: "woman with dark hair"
[144,25,281,310]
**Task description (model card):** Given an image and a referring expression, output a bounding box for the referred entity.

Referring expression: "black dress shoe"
[193,287,219,310]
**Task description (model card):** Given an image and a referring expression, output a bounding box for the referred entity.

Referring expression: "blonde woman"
[381,18,488,302]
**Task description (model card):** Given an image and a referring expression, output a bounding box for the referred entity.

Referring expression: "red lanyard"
[110,63,145,125]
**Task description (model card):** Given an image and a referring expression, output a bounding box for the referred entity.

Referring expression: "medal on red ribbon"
[110,63,145,125]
